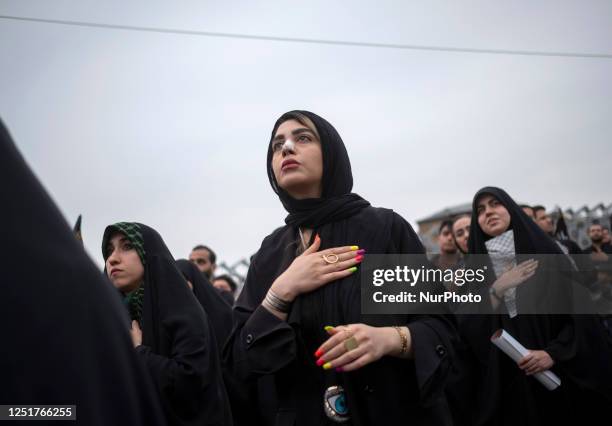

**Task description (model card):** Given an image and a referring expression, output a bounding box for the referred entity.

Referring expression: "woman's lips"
[281,162,299,171]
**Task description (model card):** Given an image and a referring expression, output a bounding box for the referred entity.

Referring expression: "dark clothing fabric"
[557,239,599,290]
[583,243,612,255]
[228,110,455,425]
[219,288,236,306]
[176,259,261,426]
[102,224,232,426]
[459,187,612,426]
[226,208,456,426]
[430,253,461,271]
[0,119,166,426]
[176,259,233,352]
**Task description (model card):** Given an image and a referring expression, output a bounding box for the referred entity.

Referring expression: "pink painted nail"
[355,255,364,263]
[335,367,344,372]
[314,349,323,358]
[316,358,325,366]
[356,249,366,255]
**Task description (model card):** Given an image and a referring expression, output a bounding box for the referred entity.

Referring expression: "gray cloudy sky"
[1,1,611,269]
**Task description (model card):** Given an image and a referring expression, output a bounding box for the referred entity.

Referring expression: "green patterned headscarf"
[102,222,147,324]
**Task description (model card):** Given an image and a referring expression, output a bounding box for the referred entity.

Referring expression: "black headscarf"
[102,223,232,426]
[176,259,233,352]
[266,110,370,228]
[0,119,166,426]
[468,186,565,255]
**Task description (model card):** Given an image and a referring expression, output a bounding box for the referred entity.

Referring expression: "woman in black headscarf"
[224,110,456,425]
[461,186,612,425]
[102,222,233,426]
[176,258,233,351]
[0,119,166,426]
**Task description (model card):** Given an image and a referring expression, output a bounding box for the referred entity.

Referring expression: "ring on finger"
[322,253,339,264]
[342,327,353,339]
[344,336,359,352]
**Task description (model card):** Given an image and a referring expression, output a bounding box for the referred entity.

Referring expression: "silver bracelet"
[264,289,292,314]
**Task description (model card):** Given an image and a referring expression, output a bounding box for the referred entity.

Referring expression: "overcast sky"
[1,1,611,269]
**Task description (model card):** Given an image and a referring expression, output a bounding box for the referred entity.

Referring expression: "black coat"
[0,119,166,426]
[225,207,456,426]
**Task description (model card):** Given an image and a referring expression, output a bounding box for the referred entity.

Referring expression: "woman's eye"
[123,243,133,250]
[297,135,311,143]
[272,142,283,152]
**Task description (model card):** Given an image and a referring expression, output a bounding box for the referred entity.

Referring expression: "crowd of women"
[2,111,611,426]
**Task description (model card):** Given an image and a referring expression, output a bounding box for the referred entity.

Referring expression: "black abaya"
[225,111,456,426]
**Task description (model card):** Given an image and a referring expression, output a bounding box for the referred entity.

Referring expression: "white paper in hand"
[491,329,561,391]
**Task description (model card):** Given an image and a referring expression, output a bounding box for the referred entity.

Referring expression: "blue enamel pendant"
[323,385,349,423]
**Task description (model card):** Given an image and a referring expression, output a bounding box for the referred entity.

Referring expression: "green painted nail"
[324,326,334,332]
[349,266,358,273]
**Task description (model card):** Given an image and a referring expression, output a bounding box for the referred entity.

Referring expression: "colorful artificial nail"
[324,326,334,332]
[314,349,324,358]
[350,246,359,251]
[323,362,332,370]
[355,255,364,263]
[335,367,344,373]
[356,249,366,255]
[349,267,358,273]
[316,358,325,366]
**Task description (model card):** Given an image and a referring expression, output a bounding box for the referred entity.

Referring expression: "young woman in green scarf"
[103,222,233,426]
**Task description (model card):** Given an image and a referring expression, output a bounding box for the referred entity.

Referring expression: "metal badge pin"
[323,385,349,423]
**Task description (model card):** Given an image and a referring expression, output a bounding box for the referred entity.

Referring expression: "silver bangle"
[264,289,292,314]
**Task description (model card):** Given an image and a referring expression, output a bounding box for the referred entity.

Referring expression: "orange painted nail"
[314,349,324,358]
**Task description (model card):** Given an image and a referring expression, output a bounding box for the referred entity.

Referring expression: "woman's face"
[271,119,323,199]
[476,194,511,237]
[452,216,471,253]
[105,232,144,293]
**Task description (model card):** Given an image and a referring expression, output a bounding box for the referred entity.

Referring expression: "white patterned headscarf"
[485,230,518,317]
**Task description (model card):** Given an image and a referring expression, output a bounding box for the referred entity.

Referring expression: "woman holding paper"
[461,186,612,425]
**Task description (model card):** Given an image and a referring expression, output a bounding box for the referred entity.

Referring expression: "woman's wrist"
[491,281,506,296]
[385,326,412,358]
[264,288,293,314]
[270,278,297,302]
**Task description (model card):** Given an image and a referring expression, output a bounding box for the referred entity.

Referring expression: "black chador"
[0,119,166,426]
[460,187,612,425]
[102,223,233,426]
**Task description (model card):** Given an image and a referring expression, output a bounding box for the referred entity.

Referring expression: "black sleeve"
[136,314,213,417]
[224,260,297,381]
[392,212,457,404]
[543,316,576,363]
[407,316,455,404]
